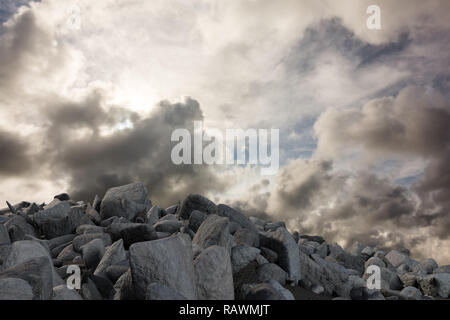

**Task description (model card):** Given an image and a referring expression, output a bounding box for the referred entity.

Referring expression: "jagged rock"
[0,224,10,245]
[418,273,450,298]
[217,204,258,233]
[154,220,184,234]
[159,214,176,221]
[94,239,127,276]
[361,246,375,258]
[231,245,260,274]
[100,183,151,221]
[259,227,301,285]
[299,235,325,244]
[264,221,286,232]
[399,272,418,287]
[188,210,207,232]
[76,224,104,235]
[93,194,102,212]
[0,256,53,299]
[86,204,101,224]
[52,285,83,300]
[81,238,105,269]
[146,282,187,300]
[0,277,34,300]
[165,204,178,215]
[234,228,260,247]
[73,233,111,252]
[81,278,103,300]
[146,205,161,225]
[365,256,386,269]
[256,263,287,285]
[180,226,195,239]
[249,216,267,229]
[412,258,438,275]
[400,286,423,300]
[385,250,418,269]
[194,245,234,300]
[105,261,129,283]
[129,235,196,299]
[48,234,76,251]
[256,254,269,265]
[397,264,411,274]
[260,247,278,263]
[267,279,294,300]
[192,214,233,252]
[177,194,217,220]
[90,274,115,299]
[113,269,135,300]
[4,215,37,241]
[105,222,157,248]
[328,243,365,274]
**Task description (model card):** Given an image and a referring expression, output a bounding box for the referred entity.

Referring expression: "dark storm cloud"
[0,129,31,176]
[40,95,230,206]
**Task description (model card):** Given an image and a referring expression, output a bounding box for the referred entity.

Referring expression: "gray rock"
[4,215,37,241]
[0,257,53,299]
[146,282,187,300]
[129,235,196,299]
[0,278,33,300]
[100,183,151,221]
[397,263,411,274]
[154,220,184,234]
[156,232,171,239]
[259,227,301,285]
[363,265,402,291]
[146,205,161,225]
[113,269,135,300]
[159,214,177,221]
[217,204,258,233]
[164,204,179,215]
[399,272,418,287]
[105,223,157,248]
[192,214,233,252]
[385,250,418,269]
[85,204,101,225]
[266,279,294,300]
[361,246,375,258]
[299,235,325,244]
[234,228,260,247]
[244,282,284,300]
[249,216,267,229]
[73,233,111,252]
[412,259,438,275]
[94,239,127,276]
[194,245,234,300]
[48,234,76,251]
[328,243,365,274]
[0,224,10,245]
[434,265,450,274]
[105,262,129,283]
[260,247,278,263]
[57,244,80,262]
[400,286,423,300]
[188,210,207,232]
[81,278,103,300]
[350,242,365,256]
[255,254,269,265]
[365,256,386,270]
[76,224,104,235]
[81,238,105,269]
[264,221,286,232]
[256,263,287,285]
[52,285,83,300]
[177,194,217,220]
[231,245,260,274]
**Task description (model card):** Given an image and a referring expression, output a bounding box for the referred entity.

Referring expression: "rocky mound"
[0,182,449,300]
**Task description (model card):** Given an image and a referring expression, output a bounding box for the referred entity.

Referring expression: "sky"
[0,0,449,264]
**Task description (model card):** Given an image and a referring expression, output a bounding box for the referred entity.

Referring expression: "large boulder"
[234,228,260,247]
[256,263,287,285]
[0,224,10,245]
[412,259,438,275]
[146,282,187,300]
[192,214,233,252]
[0,278,34,300]
[4,215,37,241]
[259,227,301,285]
[81,238,105,269]
[177,194,217,220]
[385,250,418,269]
[194,245,234,300]
[418,273,450,298]
[154,220,184,234]
[73,233,112,252]
[434,265,450,274]
[100,183,151,221]
[129,235,196,299]
[0,257,53,299]
[188,210,207,232]
[217,204,258,233]
[244,282,284,300]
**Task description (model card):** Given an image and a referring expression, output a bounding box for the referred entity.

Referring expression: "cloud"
[0,129,31,176]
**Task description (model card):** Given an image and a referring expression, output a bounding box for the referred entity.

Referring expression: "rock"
[180,226,195,239]
[90,274,115,299]
[259,227,301,285]
[86,204,101,225]
[249,217,267,229]
[399,272,418,287]
[165,204,179,215]
[434,265,450,274]
[264,221,286,232]
[4,215,37,241]
[146,205,161,225]
[73,233,111,252]
[129,235,196,299]
[244,282,284,300]
[54,193,70,201]
[93,194,102,212]
[146,282,187,300]
[194,245,234,300]
[177,194,217,220]
[363,265,402,291]
[299,235,325,244]
[397,264,411,274]
[365,256,386,269]
[385,250,418,269]
[234,228,260,247]
[0,257,53,299]
[81,278,103,300]
[52,285,83,300]
[0,278,34,300]
[217,204,258,233]
[260,247,278,263]
[328,243,365,274]
[412,259,438,275]
[154,220,184,234]
[266,279,294,300]
[100,183,151,221]
[76,224,104,235]
[48,234,76,251]
[113,269,135,300]
[188,210,207,232]
[256,263,287,285]
[105,223,157,248]
[156,232,171,239]
[312,284,325,295]
[94,239,127,276]
[400,286,423,300]
[418,273,450,298]
[230,245,260,274]
[256,254,269,265]
[361,246,375,258]
[81,238,105,269]
[0,224,10,245]
[57,244,80,262]
[159,214,177,221]
[192,214,233,252]
[105,262,129,283]
[350,241,365,256]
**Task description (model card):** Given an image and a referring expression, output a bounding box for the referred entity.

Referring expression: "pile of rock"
[0,182,449,300]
